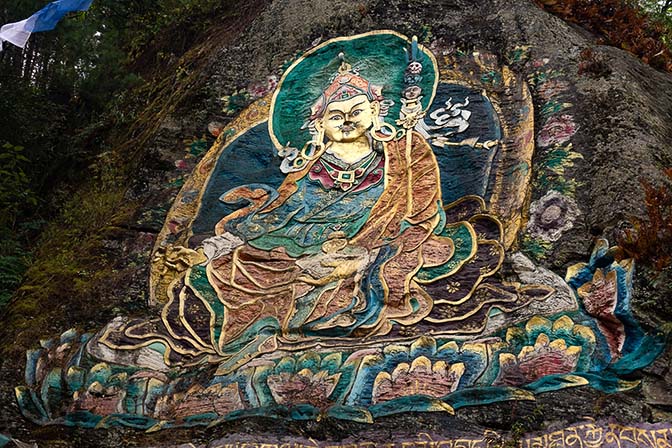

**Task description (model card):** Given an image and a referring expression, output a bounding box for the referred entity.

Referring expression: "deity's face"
[317,94,380,143]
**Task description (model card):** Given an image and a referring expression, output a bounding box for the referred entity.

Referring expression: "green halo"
[269,30,439,150]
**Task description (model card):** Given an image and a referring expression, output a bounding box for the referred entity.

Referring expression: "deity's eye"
[329,114,343,121]
[351,109,363,117]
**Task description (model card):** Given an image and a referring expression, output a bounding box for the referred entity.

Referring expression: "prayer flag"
[0,0,94,50]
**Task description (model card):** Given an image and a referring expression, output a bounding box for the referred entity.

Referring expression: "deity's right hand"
[201,232,245,261]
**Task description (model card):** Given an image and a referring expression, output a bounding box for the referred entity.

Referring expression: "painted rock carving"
[15,32,663,430]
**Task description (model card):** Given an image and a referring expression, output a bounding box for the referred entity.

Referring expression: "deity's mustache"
[339,121,358,132]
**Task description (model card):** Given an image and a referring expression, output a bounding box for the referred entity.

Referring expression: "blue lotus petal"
[523,374,589,393]
[445,386,535,410]
[25,349,43,386]
[15,386,48,422]
[327,404,373,423]
[60,328,79,345]
[40,368,63,418]
[289,404,319,420]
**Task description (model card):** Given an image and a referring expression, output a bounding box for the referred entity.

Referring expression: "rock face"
[1,0,672,446]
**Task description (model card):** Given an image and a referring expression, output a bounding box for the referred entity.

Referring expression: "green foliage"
[0,143,36,227]
[120,0,223,62]
[0,0,230,308]
[0,143,38,306]
[0,242,31,308]
[638,0,672,45]
[17,153,132,311]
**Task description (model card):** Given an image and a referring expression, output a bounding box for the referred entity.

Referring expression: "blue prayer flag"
[0,0,94,50]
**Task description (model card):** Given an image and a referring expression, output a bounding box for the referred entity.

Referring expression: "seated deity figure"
[95,60,552,374]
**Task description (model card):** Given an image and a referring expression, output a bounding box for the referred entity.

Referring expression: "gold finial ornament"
[338,52,352,74]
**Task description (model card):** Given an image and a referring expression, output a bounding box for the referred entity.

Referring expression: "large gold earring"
[300,125,325,161]
[372,113,381,132]
[371,115,397,142]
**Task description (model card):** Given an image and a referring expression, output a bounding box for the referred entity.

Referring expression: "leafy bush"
[0,143,38,306]
[535,0,672,71]
[618,168,672,270]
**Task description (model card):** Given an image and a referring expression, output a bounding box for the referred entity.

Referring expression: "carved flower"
[174,159,189,170]
[17,329,96,423]
[494,316,596,387]
[527,190,580,242]
[495,334,581,386]
[248,75,279,99]
[577,269,626,359]
[71,373,127,416]
[349,336,491,408]
[154,382,245,420]
[266,75,279,92]
[372,356,464,404]
[567,239,636,362]
[267,369,341,409]
[207,121,225,137]
[252,352,346,411]
[537,114,577,147]
[249,83,269,98]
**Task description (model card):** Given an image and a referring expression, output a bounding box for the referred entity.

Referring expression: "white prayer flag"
[0,0,94,51]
